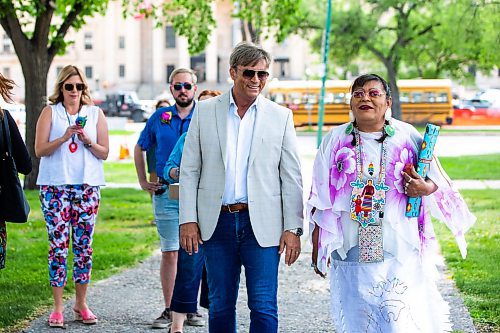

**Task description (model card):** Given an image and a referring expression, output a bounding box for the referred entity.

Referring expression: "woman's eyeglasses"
[172,82,193,91]
[64,83,85,92]
[241,69,269,81]
[351,90,385,99]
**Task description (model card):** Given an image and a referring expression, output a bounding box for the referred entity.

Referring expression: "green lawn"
[104,161,137,183]
[439,154,500,180]
[0,189,157,331]
[435,189,499,330]
[109,129,134,136]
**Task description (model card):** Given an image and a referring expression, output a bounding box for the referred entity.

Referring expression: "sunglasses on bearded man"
[64,83,86,92]
[172,82,194,91]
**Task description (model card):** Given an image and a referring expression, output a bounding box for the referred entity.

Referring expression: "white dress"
[307,120,476,333]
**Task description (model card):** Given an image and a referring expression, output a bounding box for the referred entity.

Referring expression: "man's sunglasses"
[241,69,269,81]
[172,82,194,91]
[64,83,85,92]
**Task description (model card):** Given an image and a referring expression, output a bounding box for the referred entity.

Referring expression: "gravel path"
[19,241,476,333]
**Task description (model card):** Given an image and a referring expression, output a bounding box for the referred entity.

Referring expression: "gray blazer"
[179,91,304,247]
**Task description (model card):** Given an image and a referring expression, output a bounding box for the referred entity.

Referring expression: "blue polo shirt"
[137,104,194,175]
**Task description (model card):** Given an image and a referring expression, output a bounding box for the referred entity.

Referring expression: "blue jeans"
[204,210,280,333]
[170,245,205,313]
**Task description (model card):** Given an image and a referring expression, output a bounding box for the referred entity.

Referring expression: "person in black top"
[0,72,32,269]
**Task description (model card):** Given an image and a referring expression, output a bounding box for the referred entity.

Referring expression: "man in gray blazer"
[179,42,303,333]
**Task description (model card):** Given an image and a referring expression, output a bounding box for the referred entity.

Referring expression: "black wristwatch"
[84,142,92,148]
[287,228,303,237]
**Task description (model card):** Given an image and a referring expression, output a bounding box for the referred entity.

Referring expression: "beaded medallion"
[349,128,389,262]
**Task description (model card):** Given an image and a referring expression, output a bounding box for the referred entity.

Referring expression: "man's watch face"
[290,228,303,236]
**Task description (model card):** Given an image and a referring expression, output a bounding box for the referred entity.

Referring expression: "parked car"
[486,100,500,118]
[95,91,146,122]
[453,99,490,118]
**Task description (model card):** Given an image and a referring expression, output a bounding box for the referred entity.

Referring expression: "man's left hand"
[279,231,301,266]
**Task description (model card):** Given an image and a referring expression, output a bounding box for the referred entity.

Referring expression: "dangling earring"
[384,108,392,121]
[383,108,395,137]
[345,110,355,134]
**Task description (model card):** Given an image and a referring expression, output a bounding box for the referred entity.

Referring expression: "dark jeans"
[204,210,280,333]
[170,243,205,313]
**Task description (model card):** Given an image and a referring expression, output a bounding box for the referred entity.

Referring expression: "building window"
[119,36,125,49]
[274,58,289,78]
[3,34,12,53]
[84,32,93,50]
[3,67,10,78]
[119,65,125,78]
[190,54,206,83]
[166,65,175,83]
[165,26,176,48]
[56,66,63,76]
[85,66,93,79]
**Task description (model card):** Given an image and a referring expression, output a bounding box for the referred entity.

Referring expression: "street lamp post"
[317,0,332,148]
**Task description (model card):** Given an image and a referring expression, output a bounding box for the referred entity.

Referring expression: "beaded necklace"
[349,127,390,262]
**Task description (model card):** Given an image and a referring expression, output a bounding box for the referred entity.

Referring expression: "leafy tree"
[232,0,305,43]
[402,1,499,82]
[0,0,110,189]
[0,0,303,189]
[309,0,499,119]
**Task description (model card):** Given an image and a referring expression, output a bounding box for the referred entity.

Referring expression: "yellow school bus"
[266,79,454,127]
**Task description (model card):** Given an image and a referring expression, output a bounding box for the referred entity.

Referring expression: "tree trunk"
[18,52,50,189]
[385,63,401,120]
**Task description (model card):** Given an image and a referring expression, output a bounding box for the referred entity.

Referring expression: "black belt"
[221,203,248,213]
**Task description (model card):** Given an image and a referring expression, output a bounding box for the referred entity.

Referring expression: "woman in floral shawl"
[308,74,475,332]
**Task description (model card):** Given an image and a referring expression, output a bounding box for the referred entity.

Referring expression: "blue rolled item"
[405,123,440,217]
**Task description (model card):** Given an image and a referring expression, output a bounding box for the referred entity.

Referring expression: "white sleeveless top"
[37,103,105,186]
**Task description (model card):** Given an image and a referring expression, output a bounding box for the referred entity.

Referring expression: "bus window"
[304,93,317,104]
[271,93,285,104]
[400,92,410,103]
[412,92,423,103]
[436,92,448,103]
[289,92,302,105]
[425,92,437,103]
[324,93,334,104]
[333,93,347,104]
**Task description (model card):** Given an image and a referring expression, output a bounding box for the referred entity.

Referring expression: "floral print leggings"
[39,185,100,287]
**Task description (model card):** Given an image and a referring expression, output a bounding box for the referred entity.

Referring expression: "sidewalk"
[19,242,477,333]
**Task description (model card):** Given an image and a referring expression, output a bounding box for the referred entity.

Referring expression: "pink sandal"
[73,308,98,325]
[48,312,64,328]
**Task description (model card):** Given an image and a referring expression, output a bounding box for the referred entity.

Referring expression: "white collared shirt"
[222,90,258,204]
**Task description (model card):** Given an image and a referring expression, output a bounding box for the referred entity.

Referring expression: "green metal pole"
[317,0,333,148]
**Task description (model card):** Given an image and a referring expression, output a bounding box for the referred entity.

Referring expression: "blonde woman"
[35,65,108,327]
